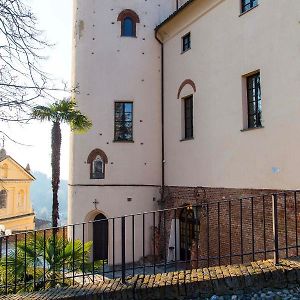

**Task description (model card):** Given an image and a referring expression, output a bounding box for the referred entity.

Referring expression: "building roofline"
[0,156,35,180]
[155,0,195,32]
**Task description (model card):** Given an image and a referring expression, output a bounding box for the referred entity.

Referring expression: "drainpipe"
[155,32,165,207]
[176,0,179,10]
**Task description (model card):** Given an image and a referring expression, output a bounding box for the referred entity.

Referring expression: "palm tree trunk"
[51,121,61,228]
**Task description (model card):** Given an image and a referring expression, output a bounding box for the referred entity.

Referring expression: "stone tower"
[69,0,177,227]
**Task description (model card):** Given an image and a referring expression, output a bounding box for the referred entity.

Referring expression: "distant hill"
[30,171,68,225]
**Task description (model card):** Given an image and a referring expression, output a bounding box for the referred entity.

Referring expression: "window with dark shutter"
[184,96,193,139]
[122,17,135,37]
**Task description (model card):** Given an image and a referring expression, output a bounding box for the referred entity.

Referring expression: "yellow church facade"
[0,148,35,233]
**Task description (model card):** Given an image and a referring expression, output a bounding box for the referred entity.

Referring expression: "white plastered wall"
[69,0,177,263]
[160,0,300,190]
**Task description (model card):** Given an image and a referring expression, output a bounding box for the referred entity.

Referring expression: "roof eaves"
[155,0,195,32]
[1,156,35,180]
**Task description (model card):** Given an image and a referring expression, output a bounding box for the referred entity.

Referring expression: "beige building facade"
[0,148,35,232]
[70,0,300,263]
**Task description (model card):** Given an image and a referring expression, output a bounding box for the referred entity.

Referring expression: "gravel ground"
[201,286,300,300]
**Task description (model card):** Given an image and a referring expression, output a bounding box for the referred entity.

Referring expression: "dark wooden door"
[93,213,108,261]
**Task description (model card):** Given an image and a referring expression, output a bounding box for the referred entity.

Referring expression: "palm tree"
[32,99,92,228]
[0,235,94,293]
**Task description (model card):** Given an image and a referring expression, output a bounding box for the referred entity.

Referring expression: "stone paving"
[204,286,300,299]
[1,259,300,299]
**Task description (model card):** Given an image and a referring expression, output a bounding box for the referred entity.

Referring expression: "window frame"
[0,190,7,209]
[91,156,105,180]
[183,95,194,140]
[245,72,262,130]
[240,0,258,14]
[182,32,191,53]
[114,101,134,142]
[87,149,108,180]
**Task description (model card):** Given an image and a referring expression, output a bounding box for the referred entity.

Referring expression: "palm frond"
[32,99,92,132]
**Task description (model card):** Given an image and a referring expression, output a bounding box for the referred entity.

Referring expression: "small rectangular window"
[246,72,262,129]
[114,102,133,142]
[241,0,258,13]
[184,96,193,139]
[182,33,191,53]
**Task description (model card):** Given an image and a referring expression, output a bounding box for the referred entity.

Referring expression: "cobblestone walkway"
[203,285,300,299]
[1,259,300,299]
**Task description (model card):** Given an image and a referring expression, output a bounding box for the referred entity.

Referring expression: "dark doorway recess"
[93,213,108,261]
[179,207,199,261]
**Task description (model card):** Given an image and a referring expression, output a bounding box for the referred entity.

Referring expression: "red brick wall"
[160,186,300,268]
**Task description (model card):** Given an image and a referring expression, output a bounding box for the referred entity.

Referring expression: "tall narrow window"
[182,32,191,53]
[247,72,262,129]
[184,96,193,139]
[0,190,7,209]
[241,0,258,13]
[114,102,133,142]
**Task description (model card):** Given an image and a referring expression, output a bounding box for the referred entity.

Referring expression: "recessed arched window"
[117,9,140,37]
[178,79,197,140]
[87,149,108,180]
[0,190,7,209]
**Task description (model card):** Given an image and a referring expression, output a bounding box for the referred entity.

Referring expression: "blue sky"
[3,0,73,180]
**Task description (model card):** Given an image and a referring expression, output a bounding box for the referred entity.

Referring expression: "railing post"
[121,216,126,283]
[272,194,279,265]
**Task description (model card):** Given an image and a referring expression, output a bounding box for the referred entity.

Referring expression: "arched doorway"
[93,213,108,261]
[179,206,198,261]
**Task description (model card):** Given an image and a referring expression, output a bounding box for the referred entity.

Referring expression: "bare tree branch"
[0,0,76,129]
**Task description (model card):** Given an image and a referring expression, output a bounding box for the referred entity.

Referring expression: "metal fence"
[0,191,299,295]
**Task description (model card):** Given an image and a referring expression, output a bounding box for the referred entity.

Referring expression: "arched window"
[0,190,7,209]
[87,149,108,180]
[178,79,197,140]
[117,9,140,37]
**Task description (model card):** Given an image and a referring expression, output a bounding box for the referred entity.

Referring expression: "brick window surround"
[117,9,140,37]
[87,149,108,179]
[177,79,196,99]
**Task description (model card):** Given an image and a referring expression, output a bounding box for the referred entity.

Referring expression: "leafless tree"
[0,0,70,127]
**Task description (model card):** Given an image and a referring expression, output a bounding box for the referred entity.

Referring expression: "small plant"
[0,235,93,293]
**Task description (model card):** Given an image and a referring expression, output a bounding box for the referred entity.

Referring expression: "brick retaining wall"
[3,259,300,300]
[162,187,299,267]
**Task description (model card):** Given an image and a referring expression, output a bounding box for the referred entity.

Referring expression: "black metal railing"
[0,191,299,295]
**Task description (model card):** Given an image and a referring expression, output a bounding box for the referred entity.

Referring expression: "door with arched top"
[93,213,108,261]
